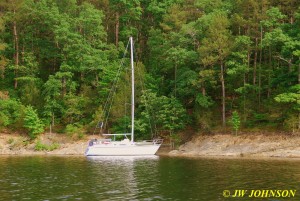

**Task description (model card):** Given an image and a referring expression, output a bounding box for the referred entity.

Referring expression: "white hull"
[85,141,161,156]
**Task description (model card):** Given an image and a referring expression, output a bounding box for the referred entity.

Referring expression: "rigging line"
[134,43,155,138]
[102,51,128,115]
[124,70,131,134]
[93,39,130,135]
[103,39,130,131]
[97,50,128,134]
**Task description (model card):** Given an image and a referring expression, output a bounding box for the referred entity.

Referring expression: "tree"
[275,84,300,132]
[226,35,253,120]
[0,15,8,79]
[108,0,142,46]
[198,10,232,127]
[2,0,300,137]
[24,105,44,139]
[43,74,64,133]
[0,0,24,89]
[138,91,188,138]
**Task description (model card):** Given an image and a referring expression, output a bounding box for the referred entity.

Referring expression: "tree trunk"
[50,112,55,134]
[243,68,246,122]
[267,47,272,98]
[201,86,206,96]
[247,50,250,83]
[258,26,263,110]
[174,63,177,98]
[297,61,300,131]
[253,37,258,85]
[115,12,119,47]
[80,72,84,82]
[220,62,226,127]
[13,9,19,89]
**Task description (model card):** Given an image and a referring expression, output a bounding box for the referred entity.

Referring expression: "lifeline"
[249,190,296,198]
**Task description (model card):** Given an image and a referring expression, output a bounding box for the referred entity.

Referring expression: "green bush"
[34,140,47,151]
[170,133,181,148]
[24,106,44,139]
[138,91,188,138]
[0,99,25,128]
[35,140,60,151]
[65,123,84,140]
[231,111,241,135]
[0,112,10,127]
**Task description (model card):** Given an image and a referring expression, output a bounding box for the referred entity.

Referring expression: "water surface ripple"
[0,156,299,201]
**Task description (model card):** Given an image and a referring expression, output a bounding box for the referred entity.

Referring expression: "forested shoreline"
[0,0,299,142]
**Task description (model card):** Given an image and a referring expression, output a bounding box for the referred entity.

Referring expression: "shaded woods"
[0,0,299,142]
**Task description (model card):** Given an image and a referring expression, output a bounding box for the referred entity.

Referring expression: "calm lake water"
[0,156,299,201]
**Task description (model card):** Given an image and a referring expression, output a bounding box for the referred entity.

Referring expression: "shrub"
[0,99,25,129]
[34,140,47,151]
[35,140,60,151]
[24,106,44,139]
[170,133,181,148]
[231,111,241,135]
[65,123,85,140]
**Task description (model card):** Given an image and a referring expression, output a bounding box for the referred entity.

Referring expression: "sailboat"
[85,37,163,156]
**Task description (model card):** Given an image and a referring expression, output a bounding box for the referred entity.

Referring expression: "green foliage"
[282,114,299,132]
[261,7,286,28]
[170,133,181,148]
[1,0,300,137]
[35,140,60,151]
[65,123,85,140]
[139,91,188,137]
[198,11,232,66]
[63,94,86,124]
[0,99,24,128]
[0,112,10,127]
[274,84,300,131]
[195,94,213,108]
[42,74,64,125]
[230,111,241,135]
[111,115,131,134]
[274,84,300,110]
[24,106,44,140]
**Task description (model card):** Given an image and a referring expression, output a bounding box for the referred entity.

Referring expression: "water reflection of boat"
[87,155,159,162]
[85,37,162,156]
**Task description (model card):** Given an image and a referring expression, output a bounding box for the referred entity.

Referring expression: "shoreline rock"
[0,132,93,156]
[1,132,300,159]
[168,133,300,159]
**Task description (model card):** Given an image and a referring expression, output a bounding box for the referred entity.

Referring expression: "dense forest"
[0,0,299,141]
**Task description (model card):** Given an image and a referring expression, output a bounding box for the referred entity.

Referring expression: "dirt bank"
[0,132,171,156]
[2,132,300,158]
[169,133,300,158]
[0,132,95,155]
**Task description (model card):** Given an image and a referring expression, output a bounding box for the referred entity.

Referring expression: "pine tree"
[24,106,44,139]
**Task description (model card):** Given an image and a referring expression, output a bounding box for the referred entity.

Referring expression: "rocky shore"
[0,132,90,155]
[169,133,300,158]
[1,132,300,158]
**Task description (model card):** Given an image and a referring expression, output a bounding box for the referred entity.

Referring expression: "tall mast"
[130,37,134,142]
